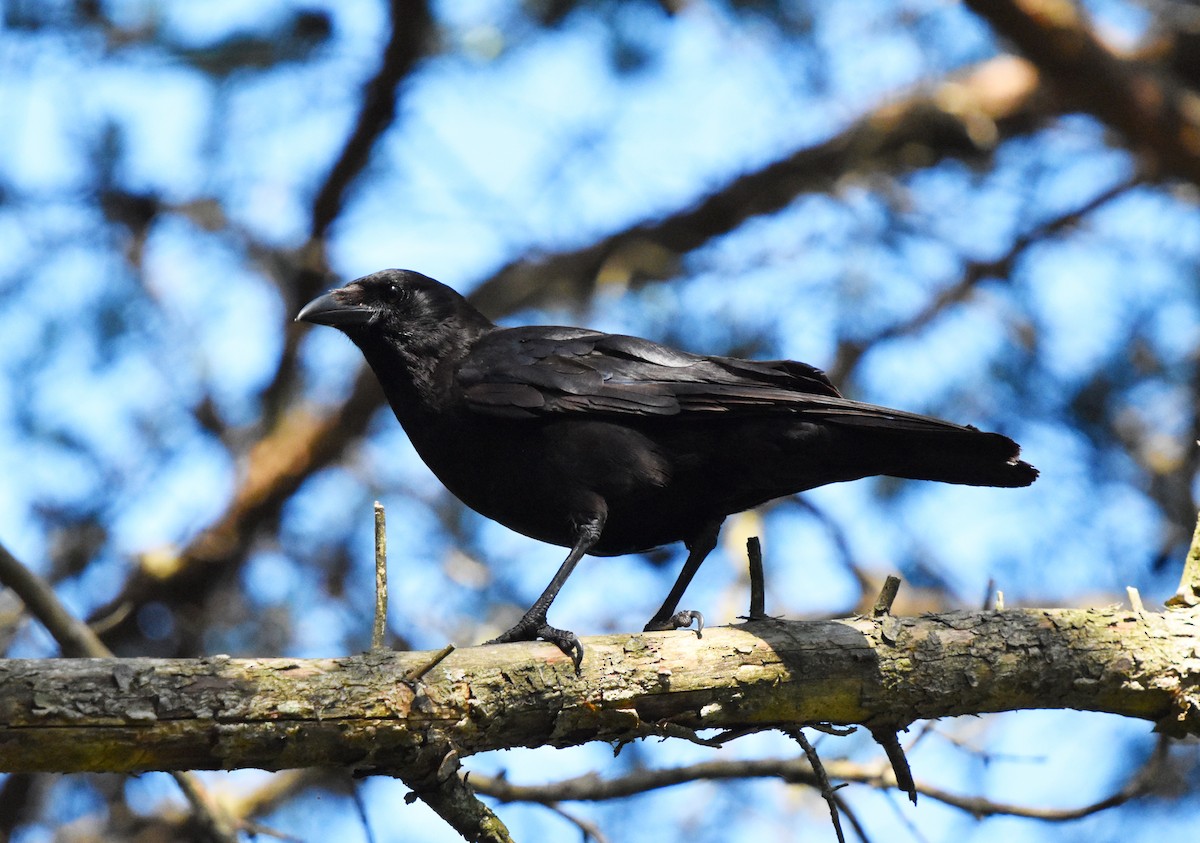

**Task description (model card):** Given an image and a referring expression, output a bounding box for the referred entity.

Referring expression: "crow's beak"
[296,290,377,327]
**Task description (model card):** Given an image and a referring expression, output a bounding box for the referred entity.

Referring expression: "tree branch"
[0,540,107,658]
[963,0,1200,185]
[309,0,432,245]
[470,55,1051,315]
[470,747,1150,822]
[1169,509,1200,607]
[3,608,1198,775]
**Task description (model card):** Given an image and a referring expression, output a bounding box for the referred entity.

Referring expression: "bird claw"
[487,618,584,672]
[643,609,704,637]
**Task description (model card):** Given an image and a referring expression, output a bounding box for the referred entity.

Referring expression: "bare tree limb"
[309,0,433,246]
[470,751,1150,822]
[3,608,1199,775]
[0,540,107,659]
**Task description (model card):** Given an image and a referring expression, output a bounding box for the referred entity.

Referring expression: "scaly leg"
[643,518,722,633]
[487,512,604,670]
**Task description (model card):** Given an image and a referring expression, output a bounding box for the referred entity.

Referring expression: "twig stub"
[372,501,389,651]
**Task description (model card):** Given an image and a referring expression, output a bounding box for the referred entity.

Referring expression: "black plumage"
[298,269,1037,666]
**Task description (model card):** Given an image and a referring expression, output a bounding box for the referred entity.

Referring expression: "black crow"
[298,269,1037,667]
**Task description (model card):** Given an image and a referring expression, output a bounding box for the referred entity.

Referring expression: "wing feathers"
[458,327,964,435]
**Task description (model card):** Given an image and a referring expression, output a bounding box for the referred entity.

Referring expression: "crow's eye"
[387,282,402,298]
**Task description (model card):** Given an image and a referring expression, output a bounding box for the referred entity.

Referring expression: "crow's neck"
[356,326,485,423]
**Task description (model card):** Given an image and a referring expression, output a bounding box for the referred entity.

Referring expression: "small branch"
[1167,509,1200,608]
[869,727,917,805]
[373,502,388,651]
[1127,586,1146,616]
[831,174,1137,383]
[787,729,847,843]
[0,540,107,658]
[475,752,1151,822]
[746,537,766,620]
[403,643,456,683]
[872,576,902,617]
[981,578,993,610]
[394,747,514,843]
[172,770,240,842]
[542,803,610,843]
[309,0,433,244]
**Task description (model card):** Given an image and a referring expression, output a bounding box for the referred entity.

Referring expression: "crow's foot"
[488,617,583,671]
[643,609,704,637]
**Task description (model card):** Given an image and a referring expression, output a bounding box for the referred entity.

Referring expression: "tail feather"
[850,424,1037,488]
[815,402,1038,488]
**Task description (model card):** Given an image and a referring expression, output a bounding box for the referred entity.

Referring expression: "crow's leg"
[643,518,722,633]
[486,511,604,670]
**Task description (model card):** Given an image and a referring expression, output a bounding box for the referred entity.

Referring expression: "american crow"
[298,269,1037,666]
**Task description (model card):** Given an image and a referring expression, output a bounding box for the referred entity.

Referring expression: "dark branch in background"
[310,0,433,246]
[90,2,435,657]
[470,55,1052,315]
[786,728,848,843]
[0,541,107,658]
[963,0,1200,185]
[469,747,1154,821]
[259,0,434,423]
[93,368,384,654]
[828,173,1139,383]
[391,739,514,843]
[372,501,389,651]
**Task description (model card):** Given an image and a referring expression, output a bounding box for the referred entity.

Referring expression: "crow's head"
[297,269,492,354]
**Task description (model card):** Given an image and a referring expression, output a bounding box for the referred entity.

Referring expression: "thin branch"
[746,537,766,620]
[869,727,917,805]
[403,643,456,682]
[787,729,847,843]
[469,55,1050,316]
[1167,508,1200,607]
[0,540,107,658]
[373,501,389,651]
[395,746,515,843]
[472,752,1150,822]
[541,802,610,843]
[309,0,432,245]
[830,173,1139,383]
[872,576,902,618]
